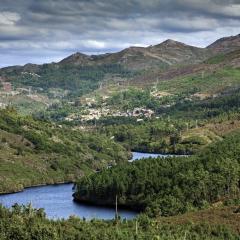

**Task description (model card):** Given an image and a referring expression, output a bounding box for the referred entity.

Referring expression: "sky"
[0,0,240,67]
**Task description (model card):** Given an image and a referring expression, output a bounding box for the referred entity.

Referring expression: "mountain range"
[0,33,240,99]
[58,33,240,69]
[1,34,240,72]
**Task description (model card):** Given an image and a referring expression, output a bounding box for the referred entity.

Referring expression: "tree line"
[74,130,240,217]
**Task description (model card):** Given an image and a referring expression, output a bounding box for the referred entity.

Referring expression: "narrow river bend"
[0,152,173,220]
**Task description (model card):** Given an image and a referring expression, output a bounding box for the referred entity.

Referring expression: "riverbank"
[74,132,240,219]
[0,183,137,220]
[73,152,189,210]
[0,178,74,195]
[73,193,143,212]
[0,154,134,195]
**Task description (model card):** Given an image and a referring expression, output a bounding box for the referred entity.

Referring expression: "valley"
[0,33,240,239]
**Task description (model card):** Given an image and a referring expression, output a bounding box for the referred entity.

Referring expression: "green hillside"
[0,108,129,194]
[74,130,240,216]
[0,34,240,239]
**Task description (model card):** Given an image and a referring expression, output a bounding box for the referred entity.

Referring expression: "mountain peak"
[151,39,190,50]
[59,52,90,65]
[162,39,179,45]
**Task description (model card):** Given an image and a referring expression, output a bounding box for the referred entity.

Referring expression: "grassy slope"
[0,109,129,194]
[157,205,240,234]
[156,68,240,94]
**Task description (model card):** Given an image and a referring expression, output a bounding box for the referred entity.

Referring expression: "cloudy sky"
[0,0,240,67]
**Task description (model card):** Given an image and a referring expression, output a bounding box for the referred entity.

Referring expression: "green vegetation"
[1,36,240,239]
[8,95,48,115]
[165,87,240,120]
[156,68,240,95]
[99,118,211,154]
[1,64,135,97]
[0,108,129,194]
[107,88,162,111]
[205,50,240,64]
[74,130,240,216]
[95,85,240,154]
[0,204,239,240]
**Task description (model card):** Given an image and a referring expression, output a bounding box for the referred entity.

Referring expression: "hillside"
[74,130,240,216]
[0,34,239,117]
[60,39,209,70]
[0,109,129,194]
[208,34,240,53]
[0,35,232,92]
[1,34,240,194]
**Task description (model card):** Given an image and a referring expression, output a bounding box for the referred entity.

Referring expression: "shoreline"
[73,195,142,212]
[0,152,187,196]
[0,181,74,196]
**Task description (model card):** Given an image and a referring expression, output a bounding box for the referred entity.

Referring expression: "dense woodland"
[74,130,240,216]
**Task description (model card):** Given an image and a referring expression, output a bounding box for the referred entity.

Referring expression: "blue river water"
[130,151,174,161]
[0,152,173,220]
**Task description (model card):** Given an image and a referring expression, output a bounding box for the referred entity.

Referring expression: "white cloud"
[0,11,21,26]
[85,40,106,49]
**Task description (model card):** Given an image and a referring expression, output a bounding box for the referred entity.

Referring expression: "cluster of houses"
[62,93,156,122]
[21,72,41,78]
[64,106,154,122]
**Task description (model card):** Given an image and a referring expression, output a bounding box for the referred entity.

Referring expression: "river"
[130,151,176,161]
[0,152,174,220]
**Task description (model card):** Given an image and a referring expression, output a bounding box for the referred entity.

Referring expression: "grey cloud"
[0,0,240,66]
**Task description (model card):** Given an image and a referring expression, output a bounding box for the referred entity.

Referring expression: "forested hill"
[74,130,240,216]
[0,108,129,194]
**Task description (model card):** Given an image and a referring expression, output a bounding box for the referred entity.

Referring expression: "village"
[65,89,177,122]
[64,106,155,122]
[0,74,176,122]
[64,93,155,122]
[0,76,155,122]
